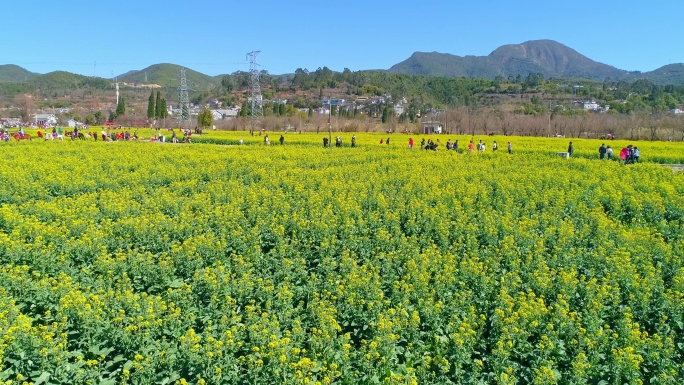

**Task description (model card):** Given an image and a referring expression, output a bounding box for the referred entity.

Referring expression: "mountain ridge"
[116,63,218,90]
[388,40,636,81]
[2,40,684,86]
[0,64,39,83]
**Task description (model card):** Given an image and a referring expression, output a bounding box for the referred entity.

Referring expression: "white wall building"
[34,113,58,126]
[67,119,83,127]
[583,100,599,110]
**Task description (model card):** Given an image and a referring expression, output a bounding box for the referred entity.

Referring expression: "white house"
[422,121,443,134]
[34,113,58,126]
[583,100,599,110]
[67,119,83,127]
[672,108,684,115]
[212,108,240,120]
[210,110,223,120]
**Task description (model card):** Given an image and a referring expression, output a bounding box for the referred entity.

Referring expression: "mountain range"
[1,40,683,88]
[388,40,684,84]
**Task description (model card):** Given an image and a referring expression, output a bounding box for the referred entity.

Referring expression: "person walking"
[351,135,356,148]
[568,141,574,157]
[507,141,512,154]
[408,137,414,149]
[279,135,284,145]
[599,143,607,159]
[607,146,613,160]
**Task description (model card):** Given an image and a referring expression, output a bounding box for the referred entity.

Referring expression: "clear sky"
[2,0,683,78]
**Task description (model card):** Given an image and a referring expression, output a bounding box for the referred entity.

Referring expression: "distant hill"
[388,40,683,83]
[635,64,684,85]
[0,64,38,83]
[33,71,110,90]
[118,64,218,90]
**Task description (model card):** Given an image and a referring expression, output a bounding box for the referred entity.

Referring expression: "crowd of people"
[314,135,643,165]
[0,127,647,165]
[322,135,357,148]
[1,126,197,144]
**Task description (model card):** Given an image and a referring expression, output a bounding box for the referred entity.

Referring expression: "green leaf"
[34,372,51,385]
[123,360,134,371]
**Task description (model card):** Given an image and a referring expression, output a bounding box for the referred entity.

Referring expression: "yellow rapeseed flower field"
[0,131,682,384]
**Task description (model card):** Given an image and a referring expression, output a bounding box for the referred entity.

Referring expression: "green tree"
[221,76,234,92]
[155,91,161,119]
[94,111,103,125]
[147,91,155,119]
[198,108,213,128]
[159,98,168,119]
[115,96,125,117]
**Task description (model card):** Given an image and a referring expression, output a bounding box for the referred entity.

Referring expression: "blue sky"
[2,0,683,77]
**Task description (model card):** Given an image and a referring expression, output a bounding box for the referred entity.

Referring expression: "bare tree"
[498,110,512,136]
[446,107,465,134]
[467,104,478,135]
[649,113,667,141]
[13,94,36,122]
[627,113,643,140]
[480,109,493,135]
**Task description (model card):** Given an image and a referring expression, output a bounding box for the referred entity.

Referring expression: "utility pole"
[247,51,263,132]
[548,98,552,137]
[178,68,190,126]
[328,95,332,147]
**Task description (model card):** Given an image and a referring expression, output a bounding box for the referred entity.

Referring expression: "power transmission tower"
[246,51,263,129]
[178,68,191,125]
